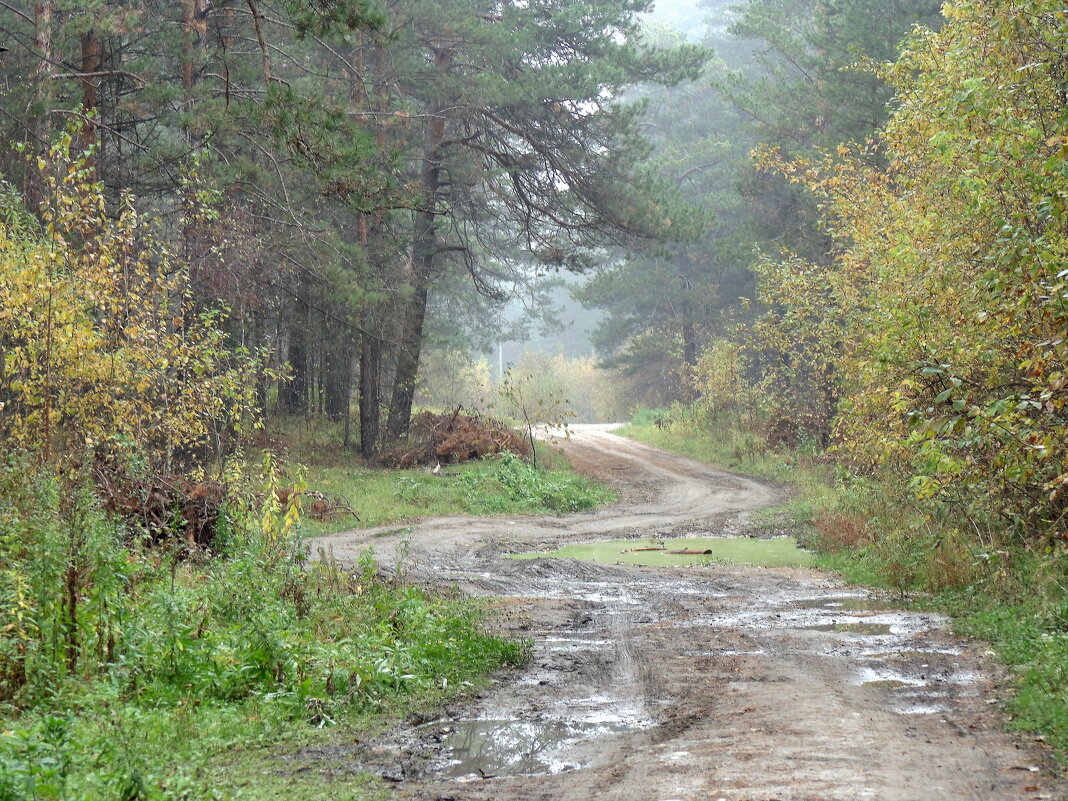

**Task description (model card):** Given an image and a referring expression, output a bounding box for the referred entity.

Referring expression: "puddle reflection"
[793,596,897,612]
[797,622,894,635]
[426,718,636,778]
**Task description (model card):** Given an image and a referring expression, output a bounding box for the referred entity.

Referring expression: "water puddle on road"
[798,622,894,635]
[511,536,816,568]
[854,666,928,688]
[793,596,898,612]
[421,718,639,778]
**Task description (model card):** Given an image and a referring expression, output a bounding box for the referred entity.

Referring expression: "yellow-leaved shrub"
[0,133,266,468]
[748,1,1068,545]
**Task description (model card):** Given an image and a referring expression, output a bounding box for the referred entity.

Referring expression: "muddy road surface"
[310,425,1065,801]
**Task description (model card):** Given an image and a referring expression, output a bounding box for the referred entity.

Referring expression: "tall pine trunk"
[359,333,381,456]
[357,37,390,456]
[385,280,429,441]
[323,321,355,423]
[27,0,54,206]
[385,48,451,442]
[79,30,101,161]
[281,296,310,414]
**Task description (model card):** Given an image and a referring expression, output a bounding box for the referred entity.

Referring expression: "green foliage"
[629,407,671,426]
[299,447,614,536]
[0,454,525,799]
[584,0,938,411]
[743,1,1068,547]
[726,0,943,154]
[0,716,72,801]
[466,451,613,514]
[416,348,633,425]
[578,30,755,403]
[952,587,1068,758]
[495,366,575,469]
[618,414,835,492]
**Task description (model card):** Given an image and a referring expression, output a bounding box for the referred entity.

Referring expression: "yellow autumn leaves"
[0,132,267,469]
[743,1,1068,543]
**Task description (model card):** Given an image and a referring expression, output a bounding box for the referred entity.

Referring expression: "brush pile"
[93,464,226,548]
[383,407,531,468]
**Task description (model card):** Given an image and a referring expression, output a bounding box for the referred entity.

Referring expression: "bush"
[0,132,267,471]
[382,409,531,468]
[461,451,608,514]
[630,407,671,426]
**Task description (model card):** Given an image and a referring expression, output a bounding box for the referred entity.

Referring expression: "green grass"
[0,416,616,799]
[296,448,616,536]
[0,576,527,801]
[0,454,532,800]
[619,411,1068,764]
[616,419,800,481]
[215,740,392,801]
[258,415,615,536]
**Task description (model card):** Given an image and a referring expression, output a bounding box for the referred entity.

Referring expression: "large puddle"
[420,717,641,778]
[511,536,815,568]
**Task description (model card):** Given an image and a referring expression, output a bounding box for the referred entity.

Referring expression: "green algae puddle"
[510,537,815,568]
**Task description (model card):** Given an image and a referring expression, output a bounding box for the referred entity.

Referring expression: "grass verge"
[299,448,615,536]
[618,415,1068,764]
[265,418,615,536]
[615,420,837,536]
[0,455,530,800]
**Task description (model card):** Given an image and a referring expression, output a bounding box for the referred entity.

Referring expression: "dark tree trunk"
[33,1,53,112]
[385,49,450,442]
[26,0,54,206]
[79,30,102,159]
[681,323,697,369]
[324,323,355,422]
[385,280,429,441]
[282,336,308,413]
[281,303,310,414]
[359,333,382,457]
[357,37,391,455]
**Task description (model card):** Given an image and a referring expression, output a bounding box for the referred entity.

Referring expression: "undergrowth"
[621,410,1068,764]
[0,453,528,800]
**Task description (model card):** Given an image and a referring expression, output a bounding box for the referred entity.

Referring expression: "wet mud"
[309,425,1066,801]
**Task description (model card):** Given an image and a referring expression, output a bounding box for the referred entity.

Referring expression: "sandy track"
[308,425,1065,801]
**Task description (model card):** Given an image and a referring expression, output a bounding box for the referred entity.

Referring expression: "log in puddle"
[510,535,815,568]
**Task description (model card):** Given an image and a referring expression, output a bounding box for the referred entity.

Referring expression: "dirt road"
[310,425,1065,801]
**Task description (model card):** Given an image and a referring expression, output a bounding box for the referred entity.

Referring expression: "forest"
[2,0,1068,797]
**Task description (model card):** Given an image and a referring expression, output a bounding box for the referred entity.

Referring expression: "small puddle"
[854,666,927,688]
[793,596,896,612]
[798,622,894,635]
[893,702,949,715]
[864,648,963,659]
[545,637,611,652]
[863,679,913,689]
[424,718,637,778]
[511,537,815,568]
